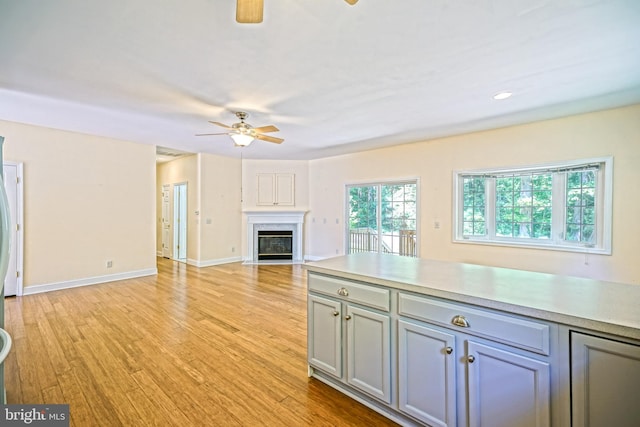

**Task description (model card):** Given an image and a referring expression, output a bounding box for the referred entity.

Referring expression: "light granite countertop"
[304,253,640,341]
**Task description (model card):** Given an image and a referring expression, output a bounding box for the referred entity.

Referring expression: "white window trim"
[453,157,613,255]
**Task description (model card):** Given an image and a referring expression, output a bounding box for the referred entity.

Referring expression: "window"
[454,158,612,254]
[347,181,418,257]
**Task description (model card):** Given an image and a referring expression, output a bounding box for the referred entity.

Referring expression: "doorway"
[173,183,187,262]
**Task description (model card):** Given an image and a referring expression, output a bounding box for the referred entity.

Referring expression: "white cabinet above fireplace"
[257,173,295,206]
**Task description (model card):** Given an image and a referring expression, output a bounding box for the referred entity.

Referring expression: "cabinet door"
[257,173,275,206]
[571,332,640,427]
[274,173,294,206]
[308,294,342,378]
[467,340,550,427]
[346,305,391,403]
[398,320,456,427]
[256,173,295,206]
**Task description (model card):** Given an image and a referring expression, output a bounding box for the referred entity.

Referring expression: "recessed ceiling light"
[493,91,513,100]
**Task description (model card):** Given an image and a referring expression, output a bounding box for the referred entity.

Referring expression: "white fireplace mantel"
[244,210,306,264]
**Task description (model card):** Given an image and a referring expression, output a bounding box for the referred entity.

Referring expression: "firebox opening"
[258,230,293,261]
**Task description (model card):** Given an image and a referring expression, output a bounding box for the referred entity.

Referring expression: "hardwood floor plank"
[4,258,398,426]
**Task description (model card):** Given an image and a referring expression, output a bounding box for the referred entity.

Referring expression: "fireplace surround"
[244,210,305,264]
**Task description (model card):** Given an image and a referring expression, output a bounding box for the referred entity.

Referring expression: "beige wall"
[198,153,242,262]
[307,104,640,284]
[1,120,157,288]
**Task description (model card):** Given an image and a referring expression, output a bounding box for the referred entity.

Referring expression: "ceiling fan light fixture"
[230,132,254,146]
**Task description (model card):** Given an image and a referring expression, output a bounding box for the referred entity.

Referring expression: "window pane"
[348,186,378,254]
[533,223,551,239]
[566,224,581,241]
[495,173,552,240]
[462,177,486,236]
[565,171,598,244]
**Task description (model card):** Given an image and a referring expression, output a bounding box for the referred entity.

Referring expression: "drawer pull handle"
[467,355,475,364]
[337,287,349,297]
[345,315,352,320]
[445,346,453,355]
[452,315,470,328]
[332,310,340,317]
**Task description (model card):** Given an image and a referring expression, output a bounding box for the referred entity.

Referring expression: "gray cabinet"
[307,271,558,427]
[308,294,342,377]
[466,340,550,427]
[570,332,640,427]
[398,293,551,427]
[398,319,457,427]
[307,274,391,404]
[346,304,390,402]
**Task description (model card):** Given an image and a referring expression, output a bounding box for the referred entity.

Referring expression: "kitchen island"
[305,253,640,427]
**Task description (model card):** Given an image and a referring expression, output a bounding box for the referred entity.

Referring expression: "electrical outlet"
[231,246,235,253]
[106,260,113,268]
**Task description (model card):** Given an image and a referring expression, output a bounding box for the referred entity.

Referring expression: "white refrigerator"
[0,136,13,402]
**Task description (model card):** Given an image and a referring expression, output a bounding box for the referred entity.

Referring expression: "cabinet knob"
[445,346,453,355]
[345,315,352,320]
[451,315,470,328]
[337,287,349,297]
[332,310,340,317]
[467,355,475,363]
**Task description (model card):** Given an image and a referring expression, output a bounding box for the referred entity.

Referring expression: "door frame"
[161,184,171,258]
[3,162,24,296]
[173,182,188,262]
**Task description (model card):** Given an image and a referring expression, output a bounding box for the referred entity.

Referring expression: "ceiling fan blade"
[236,0,263,23]
[252,125,279,133]
[256,134,284,144]
[344,0,358,4]
[208,121,232,129]
[195,132,229,136]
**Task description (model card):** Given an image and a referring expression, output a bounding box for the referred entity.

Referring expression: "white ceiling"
[1,0,639,160]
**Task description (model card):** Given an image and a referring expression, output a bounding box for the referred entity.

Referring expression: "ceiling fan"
[196,111,284,147]
[236,0,358,23]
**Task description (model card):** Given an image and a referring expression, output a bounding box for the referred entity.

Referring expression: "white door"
[161,184,171,258]
[173,183,187,262]
[3,163,23,297]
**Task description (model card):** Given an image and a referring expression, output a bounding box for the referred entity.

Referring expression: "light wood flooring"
[4,258,398,426]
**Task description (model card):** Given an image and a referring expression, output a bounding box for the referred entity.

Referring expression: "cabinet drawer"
[308,274,390,312]
[398,293,550,354]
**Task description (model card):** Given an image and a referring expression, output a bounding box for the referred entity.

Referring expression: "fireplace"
[244,210,306,264]
[258,230,293,260]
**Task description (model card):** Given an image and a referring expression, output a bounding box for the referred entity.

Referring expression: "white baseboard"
[188,256,243,268]
[22,268,158,295]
